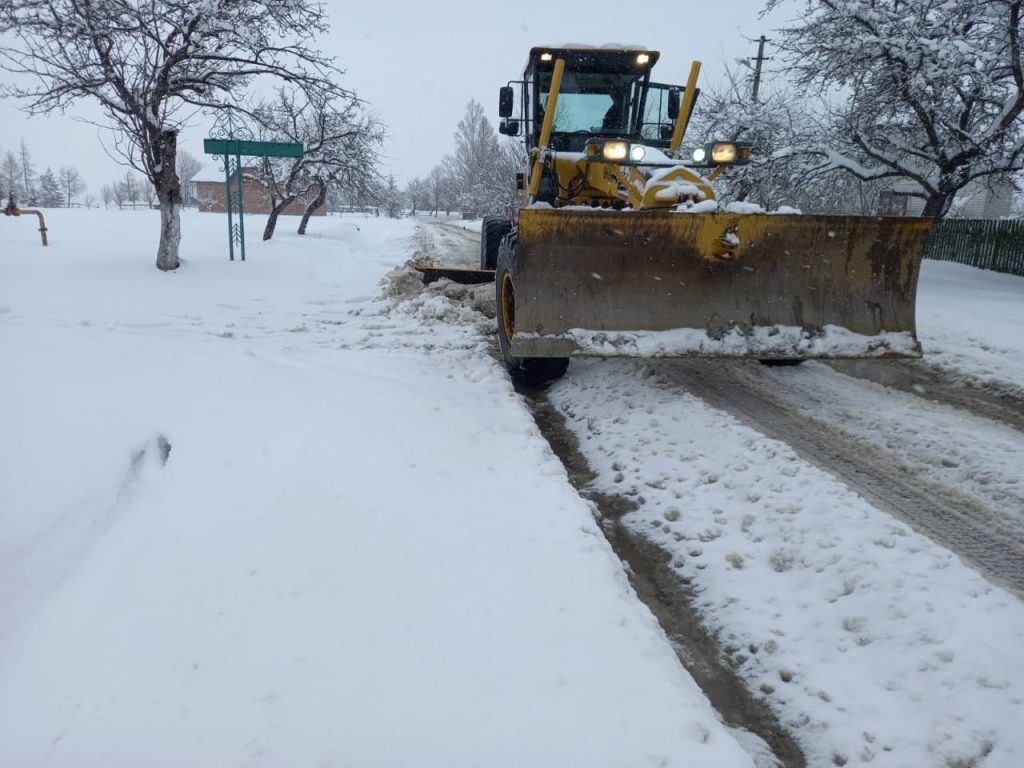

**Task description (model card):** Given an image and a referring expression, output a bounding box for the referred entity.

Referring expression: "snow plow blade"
[414,263,495,285]
[510,208,934,360]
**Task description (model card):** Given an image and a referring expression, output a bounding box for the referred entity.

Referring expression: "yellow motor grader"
[419,46,933,384]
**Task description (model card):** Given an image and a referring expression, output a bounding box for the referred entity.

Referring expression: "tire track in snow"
[655,361,1024,596]
[825,359,1024,432]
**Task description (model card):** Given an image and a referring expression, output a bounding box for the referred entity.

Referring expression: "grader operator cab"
[419,45,934,385]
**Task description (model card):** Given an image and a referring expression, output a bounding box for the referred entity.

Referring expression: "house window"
[878,190,909,216]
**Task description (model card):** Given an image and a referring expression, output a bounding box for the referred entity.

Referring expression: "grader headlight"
[711,143,738,163]
[693,142,752,166]
[602,141,629,161]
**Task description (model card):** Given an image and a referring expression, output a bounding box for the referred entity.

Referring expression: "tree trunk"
[298,183,327,235]
[155,130,182,271]
[156,196,182,271]
[263,197,294,240]
[921,190,956,219]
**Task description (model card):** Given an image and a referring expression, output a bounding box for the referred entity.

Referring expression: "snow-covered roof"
[190,163,226,184]
[536,43,650,51]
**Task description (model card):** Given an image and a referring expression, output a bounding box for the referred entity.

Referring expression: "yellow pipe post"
[2,201,48,246]
[669,60,702,156]
[529,57,566,199]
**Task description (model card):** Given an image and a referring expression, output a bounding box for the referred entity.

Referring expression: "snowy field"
[0,209,752,767]
[916,260,1024,397]
[2,208,1023,768]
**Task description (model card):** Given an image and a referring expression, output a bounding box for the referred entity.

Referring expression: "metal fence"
[924,218,1024,277]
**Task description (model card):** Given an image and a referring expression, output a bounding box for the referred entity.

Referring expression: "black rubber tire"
[480,216,512,270]
[495,234,570,385]
[759,359,806,367]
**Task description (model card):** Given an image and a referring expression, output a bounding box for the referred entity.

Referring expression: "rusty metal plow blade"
[510,208,933,360]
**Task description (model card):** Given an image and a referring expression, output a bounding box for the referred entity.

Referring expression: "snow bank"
[523,325,920,358]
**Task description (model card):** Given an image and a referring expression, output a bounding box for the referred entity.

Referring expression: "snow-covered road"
[416,219,1024,767]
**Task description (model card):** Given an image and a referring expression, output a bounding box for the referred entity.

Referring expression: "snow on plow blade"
[510,208,934,359]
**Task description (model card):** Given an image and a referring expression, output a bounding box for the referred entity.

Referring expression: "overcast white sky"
[0,0,794,194]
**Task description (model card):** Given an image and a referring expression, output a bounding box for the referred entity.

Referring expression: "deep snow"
[0,209,753,767]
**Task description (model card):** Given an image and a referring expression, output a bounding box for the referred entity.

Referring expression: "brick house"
[190,164,324,216]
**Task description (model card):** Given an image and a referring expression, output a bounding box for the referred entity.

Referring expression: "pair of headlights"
[692,142,751,165]
[593,140,750,166]
[600,141,648,162]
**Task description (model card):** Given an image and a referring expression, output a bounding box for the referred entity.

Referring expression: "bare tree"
[428,166,455,217]
[765,0,1024,217]
[0,0,347,270]
[119,173,141,209]
[404,177,430,216]
[57,166,85,207]
[297,127,383,235]
[111,178,127,210]
[251,85,382,240]
[101,184,114,209]
[176,149,203,207]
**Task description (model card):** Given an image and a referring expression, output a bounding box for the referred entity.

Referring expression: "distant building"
[189,164,323,216]
[878,178,1013,219]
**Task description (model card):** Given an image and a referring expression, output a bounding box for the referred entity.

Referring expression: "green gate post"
[223,156,235,261]
[203,135,304,263]
[235,150,246,261]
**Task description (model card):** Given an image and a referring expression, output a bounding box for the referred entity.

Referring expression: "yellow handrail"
[670,61,702,156]
[529,57,567,199]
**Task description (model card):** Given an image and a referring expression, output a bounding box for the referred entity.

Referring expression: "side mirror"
[667,89,681,120]
[499,118,521,137]
[499,86,514,118]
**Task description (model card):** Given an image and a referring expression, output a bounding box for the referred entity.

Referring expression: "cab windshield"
[538,70,643,137]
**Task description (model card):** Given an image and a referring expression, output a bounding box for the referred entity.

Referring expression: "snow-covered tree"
[446,100,503,218]
[57,165,84,208]
[0,0,347,270]
[18,139,36,206]
[2,151,22,205]
[250,85,382,240]
[690,67,877,214]
[765,0,1024,217]
[36,167,62,208]
[383,175,402,218]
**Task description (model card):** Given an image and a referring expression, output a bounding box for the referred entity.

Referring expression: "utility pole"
[750,35,770,103]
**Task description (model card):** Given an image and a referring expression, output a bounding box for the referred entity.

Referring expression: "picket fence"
[924,218,1024,277]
